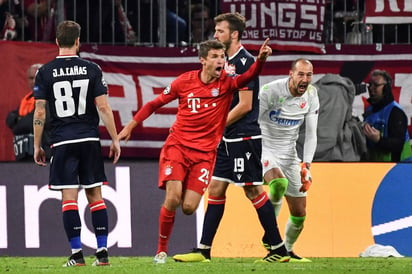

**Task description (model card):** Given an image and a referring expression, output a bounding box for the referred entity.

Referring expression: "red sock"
[251,192,269,209]
[157,206,175,254]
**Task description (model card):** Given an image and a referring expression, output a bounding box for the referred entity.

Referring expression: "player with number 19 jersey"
[34,55,108,146]
[224,47,260,138]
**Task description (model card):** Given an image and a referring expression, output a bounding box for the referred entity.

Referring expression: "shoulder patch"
[101,77,108,88]
[307,84,317,95]
[163,85,171,95]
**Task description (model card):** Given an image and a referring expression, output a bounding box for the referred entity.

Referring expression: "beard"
[223,39,232,51]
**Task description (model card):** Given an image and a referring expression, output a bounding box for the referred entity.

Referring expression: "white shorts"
[261,148,306,198]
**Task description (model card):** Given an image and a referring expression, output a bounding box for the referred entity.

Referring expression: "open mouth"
[298,84,307,92]
[216,66,223,72]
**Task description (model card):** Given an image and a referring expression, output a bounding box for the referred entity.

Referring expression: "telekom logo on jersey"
[188,98,201,113]
[7,167,132,249]
[188,98,218,113]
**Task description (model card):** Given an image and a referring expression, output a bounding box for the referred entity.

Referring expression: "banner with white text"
[220,0,327,53]
[2,41,412,161]
[364,0,412,24]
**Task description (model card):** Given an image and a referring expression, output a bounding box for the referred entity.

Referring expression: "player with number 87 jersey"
[34,58,107,145]
[33,20,120,268]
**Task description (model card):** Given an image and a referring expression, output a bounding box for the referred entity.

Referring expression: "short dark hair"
[198,40,225,59]
[371,69,392,86]
[214,12,246,38]
[56,20,81,48]
[371,69,392,95]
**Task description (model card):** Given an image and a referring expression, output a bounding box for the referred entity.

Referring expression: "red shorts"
[158,137,216,195]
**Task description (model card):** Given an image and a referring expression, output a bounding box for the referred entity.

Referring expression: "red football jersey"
[133,60,264,152]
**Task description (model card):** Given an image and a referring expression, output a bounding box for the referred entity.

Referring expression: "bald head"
[288,58,313,97]
[27,64,42,91]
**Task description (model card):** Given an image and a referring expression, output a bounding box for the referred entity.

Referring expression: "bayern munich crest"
[211,88,219,97]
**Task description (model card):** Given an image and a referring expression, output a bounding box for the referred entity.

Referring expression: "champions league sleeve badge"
[102,77,108,88]
[163,85,171,95]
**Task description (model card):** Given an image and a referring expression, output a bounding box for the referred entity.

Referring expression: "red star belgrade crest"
[225,63,236,74]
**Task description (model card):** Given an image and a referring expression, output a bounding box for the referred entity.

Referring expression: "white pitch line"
[372,215,412,236]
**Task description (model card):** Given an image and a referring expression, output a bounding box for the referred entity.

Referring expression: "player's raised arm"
[233,38,272,89]
[257,38,272,61]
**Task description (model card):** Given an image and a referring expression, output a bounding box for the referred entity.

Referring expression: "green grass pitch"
[1,256,412,273]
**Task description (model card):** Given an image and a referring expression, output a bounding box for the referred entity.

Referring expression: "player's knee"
[207,182,227,197]
[181,203,196,215]
[268,178,288,201]
[244,185,263,200]
[164,195,182,209]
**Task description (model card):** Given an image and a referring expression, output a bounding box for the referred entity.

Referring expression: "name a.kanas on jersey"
[52,66,87,77]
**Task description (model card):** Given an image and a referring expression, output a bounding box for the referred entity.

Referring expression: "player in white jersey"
[258,58,319,262]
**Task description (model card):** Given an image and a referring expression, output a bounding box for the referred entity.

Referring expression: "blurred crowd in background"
[1,0,411,46]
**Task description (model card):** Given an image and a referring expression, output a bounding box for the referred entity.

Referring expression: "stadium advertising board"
[1,162,411,257]
[0,161,196,256]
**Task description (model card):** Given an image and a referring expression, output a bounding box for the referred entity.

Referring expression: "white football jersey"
[258,77,319,161]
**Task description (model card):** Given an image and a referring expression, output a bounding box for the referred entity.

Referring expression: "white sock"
[270,198,282,217]
[71,248,82,254]
[198,244,211,249]
[284,218,303,252]
[96,247,107,253]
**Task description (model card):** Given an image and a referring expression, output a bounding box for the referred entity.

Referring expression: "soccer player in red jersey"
[118,38,272,264]
[173,13,290,264]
